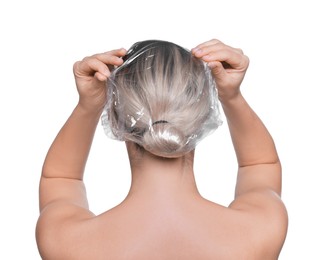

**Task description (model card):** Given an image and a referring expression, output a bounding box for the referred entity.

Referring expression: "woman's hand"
[192,39,249,102]
[73,48,127,113]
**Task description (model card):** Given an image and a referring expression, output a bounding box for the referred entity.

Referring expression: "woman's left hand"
[73,48,127,113]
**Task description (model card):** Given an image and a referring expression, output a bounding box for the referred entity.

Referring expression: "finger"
[93,48,127,67]
[193,41,244,61]
[193,41,237,57]
[103,48,127,56]
[94,71,108,82]
[192,39,224,54]
[74,58,110,79]
[208,61,227,79]
[202,44,243,56]
[201,48,248,71]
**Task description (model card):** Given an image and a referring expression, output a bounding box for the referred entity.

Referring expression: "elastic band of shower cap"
[101,40,223,158]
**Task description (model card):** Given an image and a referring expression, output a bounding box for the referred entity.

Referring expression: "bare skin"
[36,39,288,259]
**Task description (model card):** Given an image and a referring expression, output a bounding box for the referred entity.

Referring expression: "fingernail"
[208,62,215,68]
[192,48,202,55]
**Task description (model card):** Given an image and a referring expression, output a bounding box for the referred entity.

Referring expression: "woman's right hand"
[192,39,249,102]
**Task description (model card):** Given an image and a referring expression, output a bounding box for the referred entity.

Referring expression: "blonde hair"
[102,40,222,158]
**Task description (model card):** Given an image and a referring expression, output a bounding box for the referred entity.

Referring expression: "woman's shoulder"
[38,195,287,259]
[226,190,288,258]
[92,196,286,259]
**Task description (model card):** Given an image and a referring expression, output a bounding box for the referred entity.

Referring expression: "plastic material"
[101,40,223,158]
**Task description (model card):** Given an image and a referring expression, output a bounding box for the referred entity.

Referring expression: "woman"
[36,39,288,259]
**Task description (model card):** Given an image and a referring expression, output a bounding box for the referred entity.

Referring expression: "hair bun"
[143,123,187,158]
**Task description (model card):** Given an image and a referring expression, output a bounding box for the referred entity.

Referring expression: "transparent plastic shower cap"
[101,40,223,158]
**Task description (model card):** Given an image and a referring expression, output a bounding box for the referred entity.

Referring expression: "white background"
[1,0,327,259]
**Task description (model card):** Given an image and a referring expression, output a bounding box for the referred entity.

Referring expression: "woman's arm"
[193,39,287,256]
[221,95,282,196]
[192,39,281,196]
[38,48,127,213]
[36,48,127,258]
[192,38,287,216]
[39,105,101,211]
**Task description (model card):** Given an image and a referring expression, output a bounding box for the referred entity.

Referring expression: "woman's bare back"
[55,194,284,260]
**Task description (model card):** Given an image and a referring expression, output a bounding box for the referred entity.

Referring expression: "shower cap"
[101,40,223,158]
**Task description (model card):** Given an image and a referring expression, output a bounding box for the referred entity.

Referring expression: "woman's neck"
[125,142,200,201]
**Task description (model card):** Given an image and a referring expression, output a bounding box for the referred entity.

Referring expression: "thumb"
[208,61,227,79]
